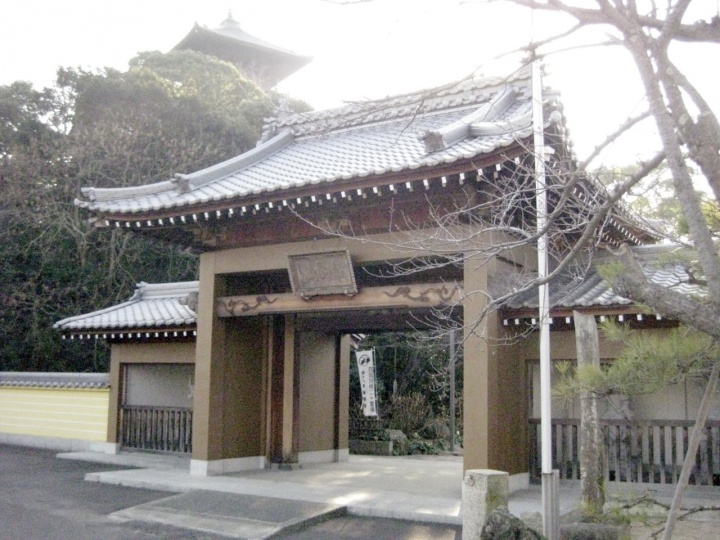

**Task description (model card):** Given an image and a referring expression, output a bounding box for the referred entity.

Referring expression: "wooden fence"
[529,418,720,486]
[120,406,192,453]
[349,416,386,433]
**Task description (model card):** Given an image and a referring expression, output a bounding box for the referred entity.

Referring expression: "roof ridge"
[53,297,141,328]
[138,281,199,299]
[262,69,533,141]
[175,130,294,191]
[207,19,311,59]
[54,282,199,330]
[76,132,294,209]
[80,180,176,203]
[0,372,110,389]
[419,85,517,152]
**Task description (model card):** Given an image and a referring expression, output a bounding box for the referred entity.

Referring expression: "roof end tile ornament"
[173,174,192,194]
[78,180,177,205]
[418,85,517,153]
[469,105,562,138]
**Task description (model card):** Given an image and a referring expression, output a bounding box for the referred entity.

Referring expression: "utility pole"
[449,329,456,453]
[533,58,559,540]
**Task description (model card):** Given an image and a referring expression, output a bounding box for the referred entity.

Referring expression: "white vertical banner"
[355,349,378,417]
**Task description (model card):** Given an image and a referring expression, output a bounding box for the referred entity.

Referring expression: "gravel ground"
[630,520,720,540]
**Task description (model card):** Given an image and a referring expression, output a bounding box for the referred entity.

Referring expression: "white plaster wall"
[125,364,194,408]
[530,362,718,421]
[632,379,720,421]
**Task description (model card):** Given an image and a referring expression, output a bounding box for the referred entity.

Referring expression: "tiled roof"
[207,15,309,59]
[0,372,109,389]
[502,245,704,312]
[76,67,560,217]
[54,281,198,334]
[173,15,311,66]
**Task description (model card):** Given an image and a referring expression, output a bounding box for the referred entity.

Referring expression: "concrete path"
[57,451,720,539]
[58,451,571,538]
[67,454,466,525]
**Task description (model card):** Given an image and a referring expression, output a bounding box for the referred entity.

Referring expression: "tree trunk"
[573,311,605,519]
[662,360,720,540]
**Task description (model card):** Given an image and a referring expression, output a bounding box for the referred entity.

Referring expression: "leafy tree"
[554,321,719,531]
[497,3,720,535]
[330,1,718,533]
[557,323,718,402]
[497,1,720,337]
[0,50,290,372]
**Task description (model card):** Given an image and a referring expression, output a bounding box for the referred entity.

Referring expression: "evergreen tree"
[0,50,303,372]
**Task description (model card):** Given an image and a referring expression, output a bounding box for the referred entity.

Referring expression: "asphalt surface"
[0,444,461,539]
[0,444,225,539]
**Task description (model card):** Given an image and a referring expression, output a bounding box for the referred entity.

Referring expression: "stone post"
[462,469,509,540]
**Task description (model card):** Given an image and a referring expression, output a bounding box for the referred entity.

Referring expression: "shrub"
[386,392,432,435]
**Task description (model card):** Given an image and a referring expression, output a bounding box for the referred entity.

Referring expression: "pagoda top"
[172,13,311,88]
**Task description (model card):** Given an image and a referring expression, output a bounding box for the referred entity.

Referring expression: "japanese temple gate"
[68,69,654,477]
[185,230,528,475]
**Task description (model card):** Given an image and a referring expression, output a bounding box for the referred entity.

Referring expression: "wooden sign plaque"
[287,250,358,297]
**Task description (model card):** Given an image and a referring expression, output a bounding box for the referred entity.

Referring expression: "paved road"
[0,444,461,539]
[0,444,225,539]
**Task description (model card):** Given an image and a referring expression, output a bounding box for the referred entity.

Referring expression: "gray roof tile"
[76,68,559,217]
[0,372,109,389]
[54,282,198,333]
[502,245,704,312]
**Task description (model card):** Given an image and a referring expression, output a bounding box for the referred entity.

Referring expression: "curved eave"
[87,140,531,227]
[57,319,196,332]
[87,151,647,249]
[500,308,676,329]
[61,325,197,341]
[79,129,296,208]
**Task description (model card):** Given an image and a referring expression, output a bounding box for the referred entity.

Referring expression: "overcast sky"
[2,0,718,165]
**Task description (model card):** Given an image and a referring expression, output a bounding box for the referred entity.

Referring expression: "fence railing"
[349,416,387,433]
[529,418,720,486]
[120,406,192,454]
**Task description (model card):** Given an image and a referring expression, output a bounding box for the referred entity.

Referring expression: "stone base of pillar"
[271,461,302,471]
[462,469,509,540]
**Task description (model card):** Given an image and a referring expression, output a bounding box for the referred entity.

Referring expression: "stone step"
[112,490,346,539]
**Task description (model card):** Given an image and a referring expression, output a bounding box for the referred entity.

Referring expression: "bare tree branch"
[611,245,720,340]
[579,111,653,170]
[502,0,720,43]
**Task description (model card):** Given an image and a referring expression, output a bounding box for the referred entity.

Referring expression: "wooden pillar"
[463,260,492,470]
[269,314,299,464]
[106,349,122,444]
[284,314,300,462]
[337,334,351,452]
[192,252,227,461]
[193,255,266,465]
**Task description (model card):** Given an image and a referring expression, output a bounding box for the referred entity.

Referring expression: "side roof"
[501,245,703,316]
[54,281,198,336]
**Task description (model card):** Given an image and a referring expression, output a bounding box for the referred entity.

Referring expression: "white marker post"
[532,59,559,540]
